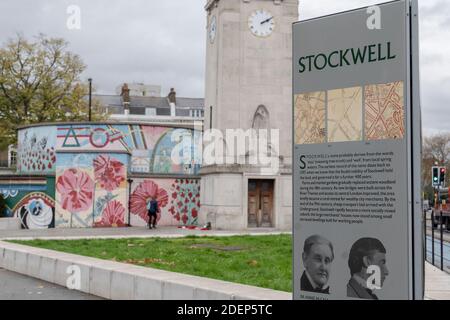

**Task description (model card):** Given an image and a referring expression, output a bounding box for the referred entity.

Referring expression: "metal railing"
[424,209,450,273]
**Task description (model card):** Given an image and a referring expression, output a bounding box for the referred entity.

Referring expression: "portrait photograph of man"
[347,237,389,300]
[300,235,334,294]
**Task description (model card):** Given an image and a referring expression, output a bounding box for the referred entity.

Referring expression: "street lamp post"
[88,78,92,121]
[127,178,133,227]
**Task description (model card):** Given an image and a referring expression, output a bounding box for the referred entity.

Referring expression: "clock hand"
[260,17,273,25]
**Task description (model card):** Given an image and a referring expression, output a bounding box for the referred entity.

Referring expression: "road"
[0,268,102,300]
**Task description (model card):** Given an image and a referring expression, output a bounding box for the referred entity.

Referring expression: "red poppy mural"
[56,168,94,213]
[167,179,200,226]
[94,200,126,228]
[130,180,169,223]
[93,155,126,192]
[19,131,56,173]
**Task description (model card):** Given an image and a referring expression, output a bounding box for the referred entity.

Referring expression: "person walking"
[147,196,159,229]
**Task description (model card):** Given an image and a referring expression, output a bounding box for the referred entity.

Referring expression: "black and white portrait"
[347,238,389,300]
[300,235,334,294]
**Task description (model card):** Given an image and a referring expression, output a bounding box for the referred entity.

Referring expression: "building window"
[10,152,16,167]
[191,109,202,118]
[8,145,17,168]
[189,109,204,118]
[146,108,156,116]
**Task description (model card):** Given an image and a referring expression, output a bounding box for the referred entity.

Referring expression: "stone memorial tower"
[200,0,298,229]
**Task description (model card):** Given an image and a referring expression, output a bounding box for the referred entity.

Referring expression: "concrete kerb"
[0,241,291,300]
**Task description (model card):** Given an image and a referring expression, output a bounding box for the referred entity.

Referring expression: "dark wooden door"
[248,180,274,228]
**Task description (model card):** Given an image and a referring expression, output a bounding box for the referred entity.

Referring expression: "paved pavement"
[0,226,289,241]
[0,268,102,300]
[425,263,450,300]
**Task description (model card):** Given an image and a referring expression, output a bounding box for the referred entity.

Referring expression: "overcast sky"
[0,0,448,134]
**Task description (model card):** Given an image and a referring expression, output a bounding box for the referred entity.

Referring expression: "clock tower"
[200,0,299,230]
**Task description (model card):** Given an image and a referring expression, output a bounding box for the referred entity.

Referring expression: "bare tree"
[422,132,450,200]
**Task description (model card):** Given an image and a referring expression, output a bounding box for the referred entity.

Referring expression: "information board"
[292,0,423,300]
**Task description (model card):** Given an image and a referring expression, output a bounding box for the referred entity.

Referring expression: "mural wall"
[55,153,128,228]
[17,126,57,174]
[0,178,55,229]
[55,124,201,175]
[130,178,200,227]
[14,123,203,229]
[17,124,201,176]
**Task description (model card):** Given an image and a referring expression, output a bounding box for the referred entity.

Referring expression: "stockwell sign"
[293,0,423,300]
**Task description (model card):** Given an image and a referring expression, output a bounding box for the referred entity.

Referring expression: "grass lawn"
[11,234,292,292]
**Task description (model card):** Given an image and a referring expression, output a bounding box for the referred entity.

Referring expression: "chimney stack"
[121,83,130,115]
[168,88,176,117]
[168,88,176,104]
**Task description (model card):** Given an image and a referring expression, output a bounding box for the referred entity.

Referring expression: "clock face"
[209,16,217,43]
[248,10,275,37]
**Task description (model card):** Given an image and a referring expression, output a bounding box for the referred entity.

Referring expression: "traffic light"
[432,167,439,186]
[440,167,446,186]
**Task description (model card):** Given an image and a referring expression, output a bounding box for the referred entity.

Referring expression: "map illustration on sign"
[365,81,405,141]
[327,86,363,143]
[294,91,326,144]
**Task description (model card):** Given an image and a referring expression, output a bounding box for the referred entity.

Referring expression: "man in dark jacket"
[147,197,159,229]
[300,235,334,294]
[347,238,389,300]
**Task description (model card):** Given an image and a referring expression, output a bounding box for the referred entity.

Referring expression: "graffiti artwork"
[130,180,169,225]
[0,179,56,229]
[18,124,202,176]
[131,150,151,173]
[1,189,19,199]
[130,178,200,227]
[56,167,95,228]
[18,126,57,174]
[92,154,128,228]
[16,123,203,230]
[13,192,55,229]
[167,179,201,226]
[58,125,131,151]
[96,200,126,227]
[55,153,128,228]
[55,124,201,175]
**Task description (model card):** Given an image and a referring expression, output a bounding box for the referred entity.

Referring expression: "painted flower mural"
[93,155,126,191]
[55,153,128,229]
[167,179,200,226]
[92,154,128,228]
[130,180,168,223]
[19,134,56,172]
[56,168,94,213]
[94,200,126,228]
[14,193,55,229]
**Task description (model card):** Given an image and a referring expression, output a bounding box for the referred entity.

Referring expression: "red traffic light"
[440,167,446,184]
